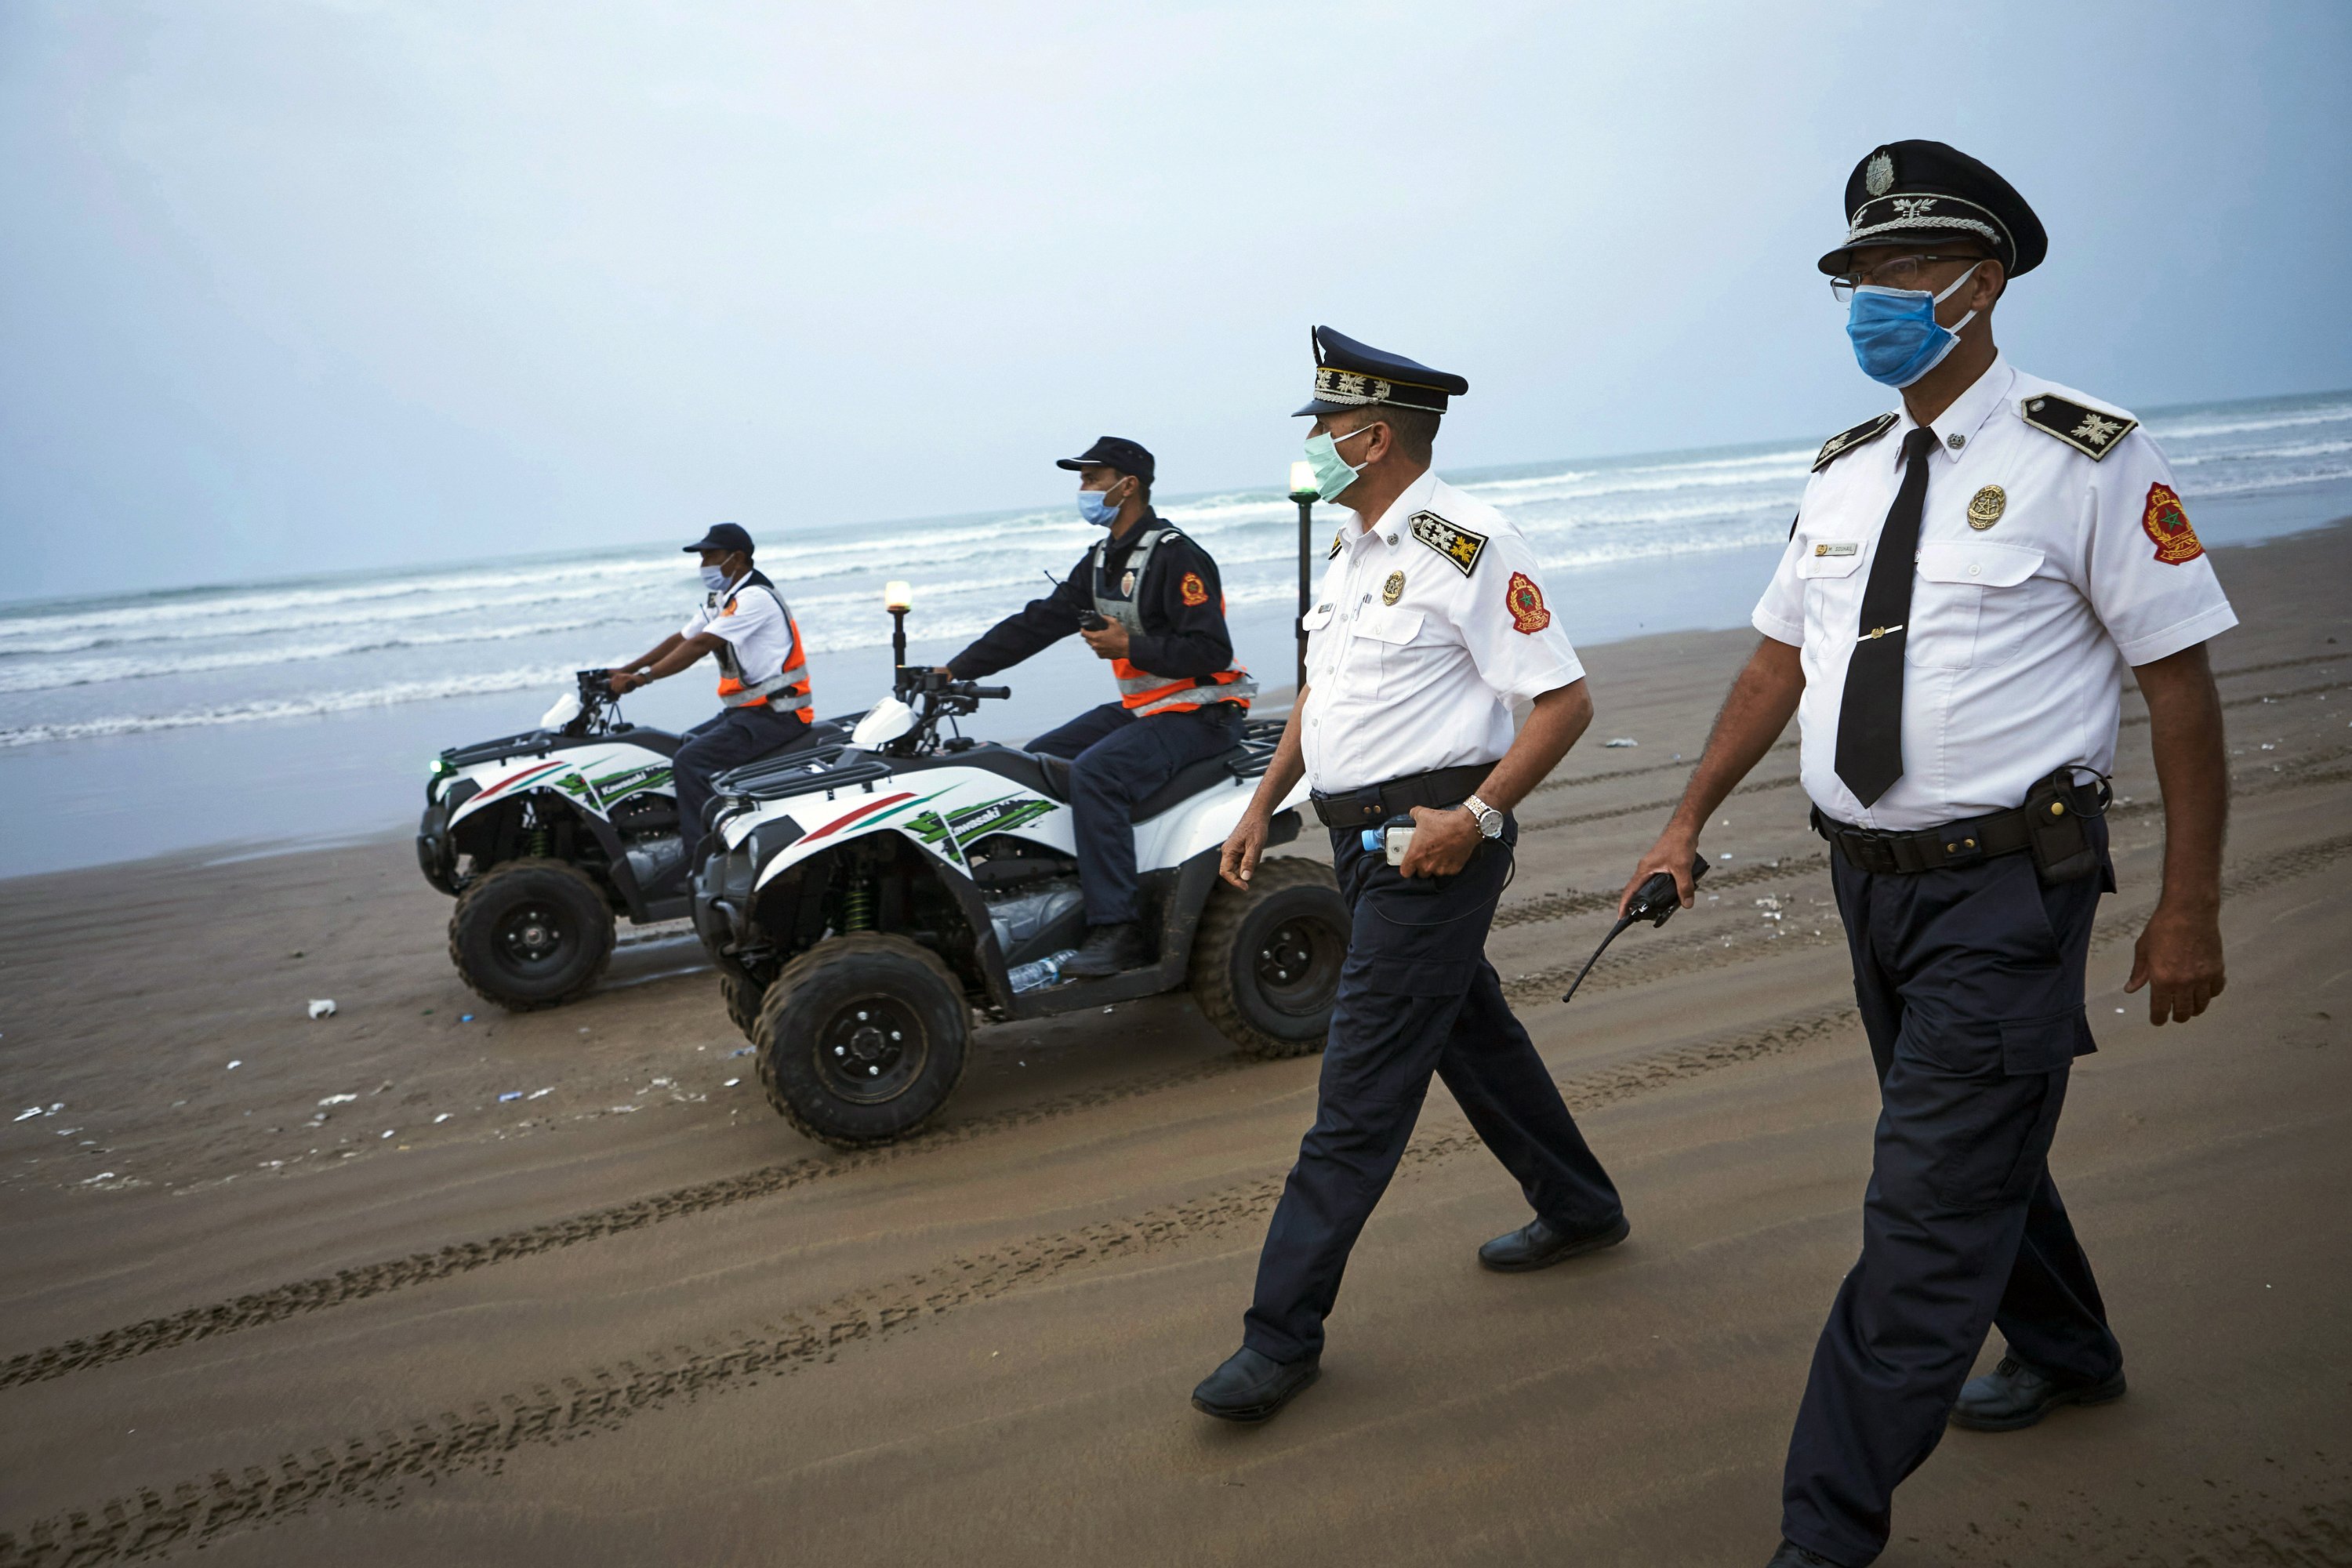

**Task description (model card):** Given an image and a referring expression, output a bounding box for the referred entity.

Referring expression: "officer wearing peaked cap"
[1623,142,2237,1566]
[1191,327,1628,1424]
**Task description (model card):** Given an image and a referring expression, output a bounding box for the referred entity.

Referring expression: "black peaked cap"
[1818,140,2047,278]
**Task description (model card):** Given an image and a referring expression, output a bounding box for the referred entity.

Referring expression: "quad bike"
[417,668,846,1009]
[691,662,1345,1149]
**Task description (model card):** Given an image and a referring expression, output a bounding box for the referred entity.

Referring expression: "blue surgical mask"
[1076,485,1122,528]
[1846,263,1983,388]
[1303,422,1380,502]
[699,564,732,593]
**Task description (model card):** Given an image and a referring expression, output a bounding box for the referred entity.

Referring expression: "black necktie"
[1834,426,1940,807]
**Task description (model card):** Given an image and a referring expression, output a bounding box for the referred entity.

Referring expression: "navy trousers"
[1028,701,1243,927]
[673,706,815,845]
[1241,818,1624,1364]
[1782,824,2122,1566]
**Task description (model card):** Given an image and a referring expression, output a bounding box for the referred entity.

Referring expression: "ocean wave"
[2144,404,2352,442]
[0,664,583,749]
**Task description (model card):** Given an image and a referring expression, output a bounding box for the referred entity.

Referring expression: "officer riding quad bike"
[691,667,1345,1149]
[418,668,848,1011]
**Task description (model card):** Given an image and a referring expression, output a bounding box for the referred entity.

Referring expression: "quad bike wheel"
[757,933,971,1149]
[1189,856,1348,1059]
[448,857,617,1011]
[720,969,766,1044]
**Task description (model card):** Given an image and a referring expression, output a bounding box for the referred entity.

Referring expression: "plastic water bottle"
[1007,948,1080,994]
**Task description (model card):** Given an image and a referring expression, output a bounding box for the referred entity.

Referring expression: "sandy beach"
[2,521,2347,1566]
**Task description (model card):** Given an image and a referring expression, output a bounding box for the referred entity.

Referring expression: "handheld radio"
[1560,856,1710,1005]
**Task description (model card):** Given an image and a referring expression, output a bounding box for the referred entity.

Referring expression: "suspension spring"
[840,875,877,933]
[530,826,551,858]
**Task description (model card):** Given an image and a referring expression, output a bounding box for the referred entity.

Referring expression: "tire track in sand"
[0,1004,1863,1566]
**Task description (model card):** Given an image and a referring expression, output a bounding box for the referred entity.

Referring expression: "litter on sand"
[459,1014,475,1022]
[723,1078,742,1087]
[1603,737,1639,748]
[527,1087,552,1099]
[307,1000,336,1019]
[226,1060,241,1070]
[433,1112,451,1123]
[318,1093,358,1106]
[13,1107,42,1123]
[730,1046,754,1057]
[498,1091,524,1102]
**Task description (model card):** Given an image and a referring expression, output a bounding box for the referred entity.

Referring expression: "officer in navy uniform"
[1194,328,1628,1423]
[942,437,1257,978]
[609,522,819,843]
[1622,143,2235,1567]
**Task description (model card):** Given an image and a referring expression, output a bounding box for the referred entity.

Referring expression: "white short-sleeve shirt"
[1301,471,1587,795]
[681,574,800,687]
[1754,355,2238,830]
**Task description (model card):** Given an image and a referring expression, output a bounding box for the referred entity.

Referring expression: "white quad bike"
[690,667,1346,1149]
[417,668,849,1010]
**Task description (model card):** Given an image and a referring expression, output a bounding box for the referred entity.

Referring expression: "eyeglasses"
[1829,255,1979,303]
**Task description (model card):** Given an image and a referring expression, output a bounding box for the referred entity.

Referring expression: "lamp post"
[1288,460,1319,696]
[884,580,913,695]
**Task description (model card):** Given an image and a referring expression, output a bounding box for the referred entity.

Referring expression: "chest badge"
[1381,571,1405,606]
[1966,485,2006,530]
[1119,569,1136,597]
[1813,541,1860,557]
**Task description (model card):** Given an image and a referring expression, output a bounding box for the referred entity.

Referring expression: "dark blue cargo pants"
[1782,822,2123,1566]
[1241,816,1624,1364]
[1028,700,1243,927]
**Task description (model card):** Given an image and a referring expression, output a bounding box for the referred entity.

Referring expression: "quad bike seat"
[1134,747,1250,820]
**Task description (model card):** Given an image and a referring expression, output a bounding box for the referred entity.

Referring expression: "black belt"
[1311,762,1492,828]
[1812,767,2108,877]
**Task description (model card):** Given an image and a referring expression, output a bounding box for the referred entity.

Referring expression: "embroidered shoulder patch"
[2020,394,2137,460]
[1328,528,1347,560]
[1179,570,1208,607]
[1812,412,1899,473]
[2141,482,2202,564]
[1409,511,1488,576]
[1505,572,1552,633]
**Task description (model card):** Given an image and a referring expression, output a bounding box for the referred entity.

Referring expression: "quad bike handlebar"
[877,666,1011,754]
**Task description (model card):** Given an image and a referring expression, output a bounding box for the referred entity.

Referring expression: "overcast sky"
[3,0,2347,601]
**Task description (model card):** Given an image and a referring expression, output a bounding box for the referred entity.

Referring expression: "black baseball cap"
[1054,437,1155,485]
[684,522,754,556]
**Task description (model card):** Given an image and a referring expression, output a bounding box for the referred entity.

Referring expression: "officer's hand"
[606,667,644,694]
[1080,622,1131,660]
[1620,829,1700,915]
[1221,808,1270,889]
[1399,805,1479,879]
[2125,901,2226,1025]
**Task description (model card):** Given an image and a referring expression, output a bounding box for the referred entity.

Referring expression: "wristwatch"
[1461,793,1504,839]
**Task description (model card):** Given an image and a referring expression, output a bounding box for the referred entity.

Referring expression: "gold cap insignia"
[1966,485,2006,530]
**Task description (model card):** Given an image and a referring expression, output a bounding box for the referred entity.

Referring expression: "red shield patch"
[1506,571,1552,634]
[1179,571,1209,607]
[2141,481,2203,564]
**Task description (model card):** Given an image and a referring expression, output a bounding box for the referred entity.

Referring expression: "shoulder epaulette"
[1408,510,1489,576]
[1812,412,1899,473]
[1327,527,1347,560]
[2018,394,2136,460]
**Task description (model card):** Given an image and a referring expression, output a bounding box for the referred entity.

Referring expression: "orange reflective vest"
[1092,525,1255,717]
[713,570,812,720]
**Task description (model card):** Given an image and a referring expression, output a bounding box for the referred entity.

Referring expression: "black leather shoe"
[1189,1346,1320,1423]
[1061,921,1148,978]
[1764,1541,1848,1568]
[1950,1353,2125,1432]
[1476,1212,1631,1272]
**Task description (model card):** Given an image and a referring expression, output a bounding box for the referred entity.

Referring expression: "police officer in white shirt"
[1620,143,2235,1568]
[1192,328,1628,1424]
[608,523,818,844]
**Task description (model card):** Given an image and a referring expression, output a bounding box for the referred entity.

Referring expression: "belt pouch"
[2024,771,2100,885]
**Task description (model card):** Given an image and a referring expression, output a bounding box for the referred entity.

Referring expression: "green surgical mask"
[1303,422,1379,502]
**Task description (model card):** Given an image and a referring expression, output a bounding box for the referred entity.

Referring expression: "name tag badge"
[1813,541,1860,557]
